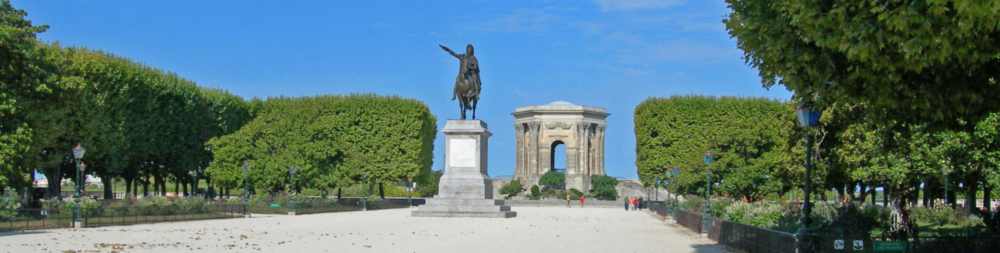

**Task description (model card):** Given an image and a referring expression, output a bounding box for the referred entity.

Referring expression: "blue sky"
[19,0,791,179]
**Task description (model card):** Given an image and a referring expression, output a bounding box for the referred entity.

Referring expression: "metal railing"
[674,209,704,234]
[648,204,796,253]
[716,220,797,253]
[908,234,1000,253]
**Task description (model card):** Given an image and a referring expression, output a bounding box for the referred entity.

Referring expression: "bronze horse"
[440,44,481,120]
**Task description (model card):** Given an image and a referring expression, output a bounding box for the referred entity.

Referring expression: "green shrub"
[499,180,524,199]
[542,188,566,199]
[911,206,984,229]
[136,196,173,215]
[225,197,244,206]
[680,195,705,213]
[724,201,783,228]
[175,198,209,214]
[60,198,102,217]
[529,185,541,200]
[590,175,618,200]
[538,171,565,190]
[0,188,19,221]
[708,197,733,217]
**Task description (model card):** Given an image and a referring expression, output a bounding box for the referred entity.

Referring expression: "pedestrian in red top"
[579,195,586,207]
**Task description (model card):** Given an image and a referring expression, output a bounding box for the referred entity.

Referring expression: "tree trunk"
[142,175,150,196]
[159,175,167,195]
[891,192,915,240]
[869,185,877,206]
[883,187,889,207]
[983,179,992,213]
[174,179,180,196]
[102,175,113,199]
[836,185,846,203]
[847,182,857,202]
[965,173,980,211]
[45,167,63,200]
[948,188,957,208]
[378,183,385,199]
[124,176,133,199]
[920,181,934,207]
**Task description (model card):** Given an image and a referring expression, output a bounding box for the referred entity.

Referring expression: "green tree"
[499,179,524,199]
[634,96,794,199]
[207,95,436,197]
[725,0,1000,126]
[538,171,565,190]
[0,0,51,188]
[590,175,618,200]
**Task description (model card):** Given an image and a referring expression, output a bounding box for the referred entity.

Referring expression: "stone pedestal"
[413,120,516,218]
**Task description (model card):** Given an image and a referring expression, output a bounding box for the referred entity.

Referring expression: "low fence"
[503,199,623,208]
[907,234,1000,253]
[249,197,425,215]
[84,204,246,227]
[716,220,797,253]
[674,209,704,234]
[649,206,796,253]
[1,203,246,232]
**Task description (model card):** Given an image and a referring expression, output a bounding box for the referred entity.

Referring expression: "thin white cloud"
[479,8,559,33]
[595,0,687,11]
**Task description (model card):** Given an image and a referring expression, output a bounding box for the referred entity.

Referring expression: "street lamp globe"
[796,104,821,128]
[72,143,86,159]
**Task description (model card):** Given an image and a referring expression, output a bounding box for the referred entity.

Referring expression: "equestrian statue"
[440,43,481,120]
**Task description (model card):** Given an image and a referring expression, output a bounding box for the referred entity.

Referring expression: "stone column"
[528,121,541,185]
[514,123,524,181]
[597,125,605,175]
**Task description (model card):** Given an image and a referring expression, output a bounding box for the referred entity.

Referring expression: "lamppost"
[796,103,821,253]
[703,151,714,234]
[71,144,86,229]
[940,161,950,207]
[242,161,251,218]
[188,169,197,197]
[671,167,681,207]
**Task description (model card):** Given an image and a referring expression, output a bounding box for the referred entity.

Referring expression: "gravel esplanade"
[0,207,726,253]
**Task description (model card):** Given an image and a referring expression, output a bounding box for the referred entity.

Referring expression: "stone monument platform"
[412,120,516,218]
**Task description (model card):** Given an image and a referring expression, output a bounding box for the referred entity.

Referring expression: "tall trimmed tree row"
[0,1,252,199]
[206,95,436,197]
[634,96,796,201]
[0,0,54,189]
[24,46,253,199]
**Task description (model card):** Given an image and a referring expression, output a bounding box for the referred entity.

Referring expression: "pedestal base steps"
[411,198,516,218]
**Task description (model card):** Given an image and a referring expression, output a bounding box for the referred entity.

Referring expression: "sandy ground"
[0,207,726,253]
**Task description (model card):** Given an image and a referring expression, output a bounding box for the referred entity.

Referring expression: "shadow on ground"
[690,244,729,253]
[0,230,47,237]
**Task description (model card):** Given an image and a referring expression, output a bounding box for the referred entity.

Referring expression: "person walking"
[579,195,586,208]
[624,197,629,211]
[565,192,571,208]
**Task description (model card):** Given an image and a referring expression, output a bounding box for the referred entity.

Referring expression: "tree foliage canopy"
[725,0,1000,125]
[206,95,436,194]
[634,96,795,201]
